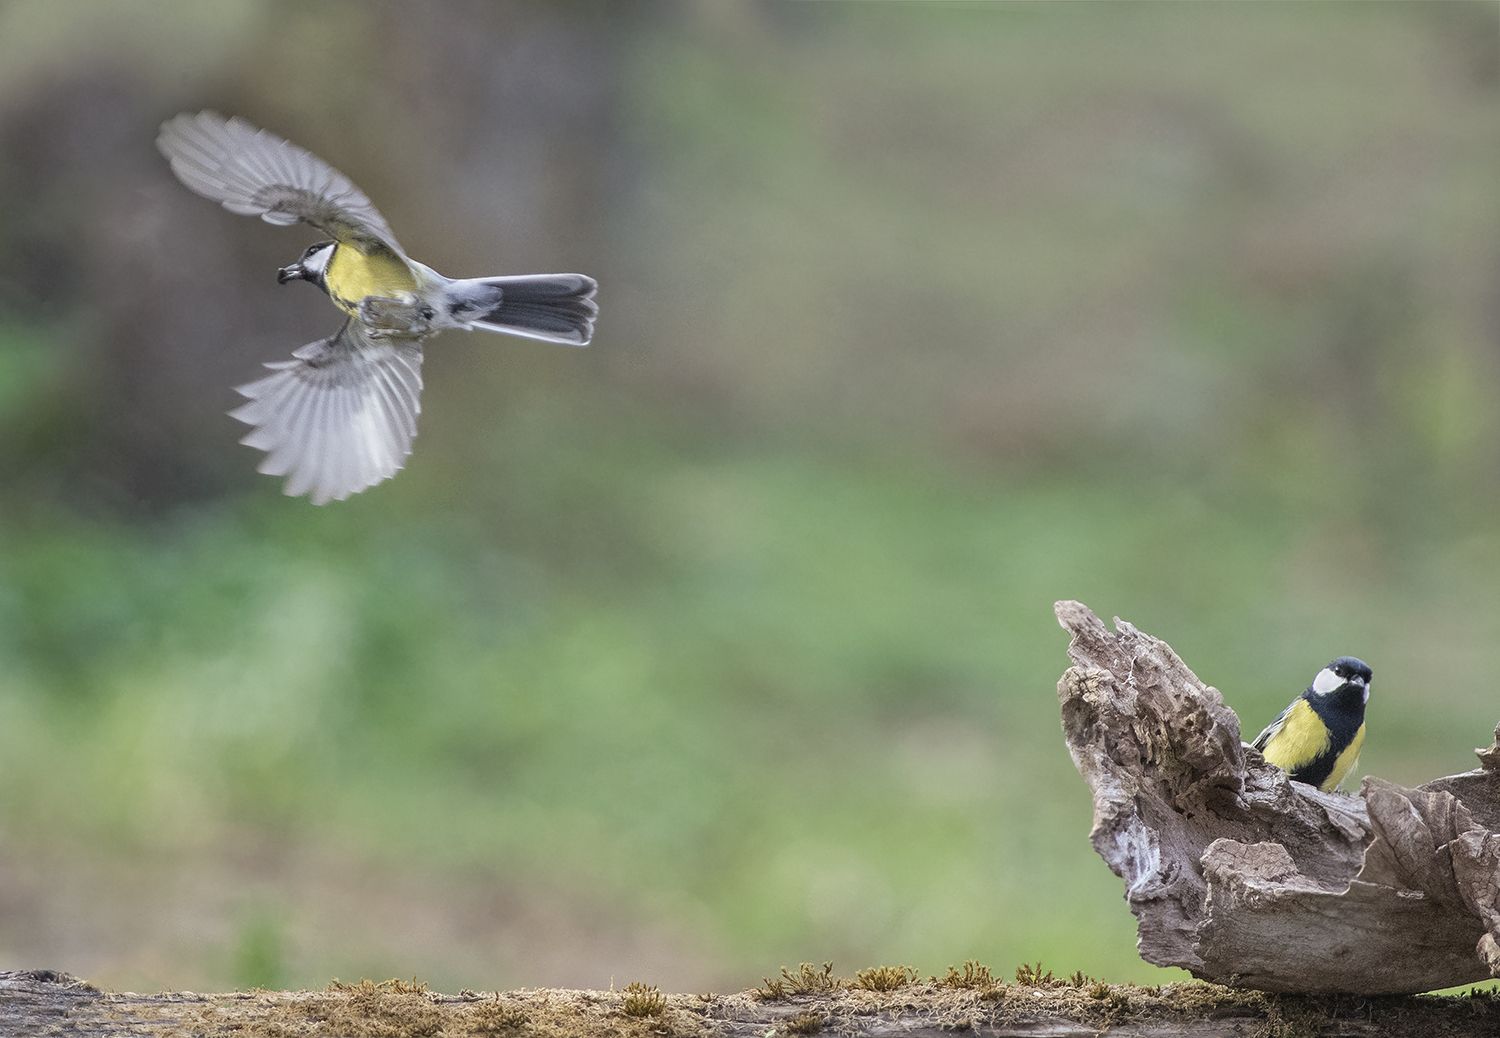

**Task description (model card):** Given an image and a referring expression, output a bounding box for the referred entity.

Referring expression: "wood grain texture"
[1056,600,1500,995]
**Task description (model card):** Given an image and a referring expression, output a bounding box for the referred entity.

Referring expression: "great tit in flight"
[1252,656,1371,793]
[157,111,597,504]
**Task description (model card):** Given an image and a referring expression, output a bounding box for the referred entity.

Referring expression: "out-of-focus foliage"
[0,0,1496,995]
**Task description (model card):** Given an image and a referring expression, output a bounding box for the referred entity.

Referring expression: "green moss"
[326,977,430,995]
[302,978,445,1037]
[1013,962,1056,987]
[745,963,1500,1038]
[620,982,667,1019]
[782,1011,824,1035]
[464,998,530,1036]
[936,961,999,992]
[851,965,919,992]
[84,971,1500,1038]
[756,962,839,1000]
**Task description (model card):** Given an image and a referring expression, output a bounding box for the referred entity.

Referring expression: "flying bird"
[157,111,597,503]
[1252,656,1371,792]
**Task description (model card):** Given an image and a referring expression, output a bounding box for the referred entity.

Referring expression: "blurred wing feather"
[157,111,403,252]
[229,322,424,504]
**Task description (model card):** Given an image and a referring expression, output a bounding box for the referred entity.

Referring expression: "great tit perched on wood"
[1251,656,1372,792]
[156,111,598,504]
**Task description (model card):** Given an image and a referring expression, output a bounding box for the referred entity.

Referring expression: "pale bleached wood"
[1056,600,1500,995]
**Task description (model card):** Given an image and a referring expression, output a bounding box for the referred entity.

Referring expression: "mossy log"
[1056,600,1500,995]
[2,969,1496,1038]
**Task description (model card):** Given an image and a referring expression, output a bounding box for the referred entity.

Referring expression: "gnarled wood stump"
[1056,600,1500,995]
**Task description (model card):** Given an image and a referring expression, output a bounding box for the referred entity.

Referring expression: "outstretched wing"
[229,322,425,504]
[157,111,404,253]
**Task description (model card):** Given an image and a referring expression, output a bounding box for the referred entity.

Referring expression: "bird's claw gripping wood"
[1055,600,1500,995]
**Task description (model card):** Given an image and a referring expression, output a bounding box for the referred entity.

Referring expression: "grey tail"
[465,273,598,347]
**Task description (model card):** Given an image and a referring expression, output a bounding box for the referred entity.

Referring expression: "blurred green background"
[0,0,1497,996]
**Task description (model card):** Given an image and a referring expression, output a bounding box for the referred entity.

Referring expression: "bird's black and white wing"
[156,111,404,253]
[229,322,423,505]
[1251,701,1294,751]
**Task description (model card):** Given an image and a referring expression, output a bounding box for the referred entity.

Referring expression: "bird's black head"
[1311,656,1372,699]
[277,240,335,286]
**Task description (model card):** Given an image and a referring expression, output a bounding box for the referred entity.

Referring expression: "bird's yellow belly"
[1260,699,1365,793]
[325,245,419,316]
[1324,724,1365,791]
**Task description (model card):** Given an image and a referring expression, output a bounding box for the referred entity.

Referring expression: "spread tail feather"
[461,273,597,346]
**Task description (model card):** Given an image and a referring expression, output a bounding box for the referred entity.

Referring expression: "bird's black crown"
[1327,656,1372,683]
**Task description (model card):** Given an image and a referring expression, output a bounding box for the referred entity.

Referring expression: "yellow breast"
[1324,724,1366,792]
[325,243,418,315]
[1259,698,1329,772]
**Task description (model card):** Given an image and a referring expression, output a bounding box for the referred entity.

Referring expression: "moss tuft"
[937,961,998,991]
[783,1010,824,1034]
[326,977,431,996]
[852,965,919,992]
[302,977,445,1036]
[755,977,788,1000]
[757,962,838,1000]
[1013,962,1056,987]
[620,982,667,1019]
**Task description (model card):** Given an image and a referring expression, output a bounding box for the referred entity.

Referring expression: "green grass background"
[0,0,1496,995]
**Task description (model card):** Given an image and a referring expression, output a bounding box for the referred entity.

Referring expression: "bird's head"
[277,240,335,286]
[1311,656,1373,703]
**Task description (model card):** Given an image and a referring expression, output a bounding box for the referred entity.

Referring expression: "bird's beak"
[277,263,304,285]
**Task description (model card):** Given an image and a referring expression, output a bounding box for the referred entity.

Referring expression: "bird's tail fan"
[460,273,597,346]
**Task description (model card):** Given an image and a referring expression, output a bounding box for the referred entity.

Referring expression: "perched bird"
[156,111,597,504]
[1251,656,1372,792]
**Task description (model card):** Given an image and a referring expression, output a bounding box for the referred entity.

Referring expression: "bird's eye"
[304,245,319,258]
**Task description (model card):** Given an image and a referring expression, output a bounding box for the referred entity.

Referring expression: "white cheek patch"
[1363,684,1370,704]
[1312,667,1342,695]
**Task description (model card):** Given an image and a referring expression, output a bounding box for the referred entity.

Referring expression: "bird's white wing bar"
[156,111,404,253]
[229,322,424,505]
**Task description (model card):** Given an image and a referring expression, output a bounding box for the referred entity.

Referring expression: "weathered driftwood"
[1056,600,1500,995]
[0,969,1494,1038]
